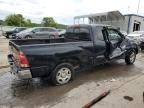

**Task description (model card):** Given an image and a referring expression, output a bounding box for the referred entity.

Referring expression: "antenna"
[137,0,140,14]
[127,6,130,14]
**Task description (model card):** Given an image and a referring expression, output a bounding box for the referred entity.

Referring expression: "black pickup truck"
[8,24,138,85]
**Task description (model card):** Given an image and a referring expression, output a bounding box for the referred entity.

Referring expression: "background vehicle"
[0,30,3,36]
[57,29,66,37]
[127,31,144,49]
[8,24,138,85]
[16,27,59,39]
[4,27,27,38]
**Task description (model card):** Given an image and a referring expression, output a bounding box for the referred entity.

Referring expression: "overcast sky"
[0,0,144,24]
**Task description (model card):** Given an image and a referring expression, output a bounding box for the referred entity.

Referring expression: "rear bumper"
[10,66,32,79]
[17,69,32,79]
[8,54,32,79]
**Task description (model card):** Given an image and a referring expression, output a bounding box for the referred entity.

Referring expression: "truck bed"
[10,38,66,45]
[9,38,81,47]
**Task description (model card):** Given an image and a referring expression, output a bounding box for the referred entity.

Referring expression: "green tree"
[57,24,67,29]
[24,19,33,27]
[0,20,4,25]
[5,14,25,26]
[42,17,57,28]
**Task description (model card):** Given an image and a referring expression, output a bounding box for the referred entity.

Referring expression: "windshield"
[15,28,19,31]
[3,27,16,31]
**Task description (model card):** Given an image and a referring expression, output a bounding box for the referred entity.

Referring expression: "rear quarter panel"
[21,41,94,77]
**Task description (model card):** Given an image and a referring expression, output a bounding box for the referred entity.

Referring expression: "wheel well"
[60,57,80,68]
[49,57,80,76]
[127,48,138,55]
[134,48,138,54]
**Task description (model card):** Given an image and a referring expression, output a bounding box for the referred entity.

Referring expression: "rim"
[130,52,135,63]
[56,67,71,84]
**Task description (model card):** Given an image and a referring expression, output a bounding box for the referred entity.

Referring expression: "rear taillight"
[18,51,30,68]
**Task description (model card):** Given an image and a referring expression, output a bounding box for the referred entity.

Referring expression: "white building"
[74,11,144,33]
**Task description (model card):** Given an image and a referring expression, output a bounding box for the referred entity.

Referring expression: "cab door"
[93,26,107,64]
[106,28,125,59]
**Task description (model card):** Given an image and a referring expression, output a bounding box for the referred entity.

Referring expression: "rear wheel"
[51,63,75,85]
[125,50,136,65]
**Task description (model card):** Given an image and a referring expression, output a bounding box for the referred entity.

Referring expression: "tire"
[51,63,75,85]
[125,50,136,65]
[25,35,32,39]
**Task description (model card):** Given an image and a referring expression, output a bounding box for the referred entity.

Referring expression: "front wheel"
[51,63,75,85]
[125,50,136,65]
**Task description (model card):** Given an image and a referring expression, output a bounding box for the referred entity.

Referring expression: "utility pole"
[127,6,130,14]
[137,0,140,14]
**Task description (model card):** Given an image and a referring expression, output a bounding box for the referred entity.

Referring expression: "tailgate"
[8,41,21,67]
[8,40,32,79]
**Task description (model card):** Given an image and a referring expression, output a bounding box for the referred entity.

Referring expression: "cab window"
[66,27,91,41]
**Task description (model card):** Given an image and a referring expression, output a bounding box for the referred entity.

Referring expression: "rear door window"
[48,28,57,32]
[42,28,49,32]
